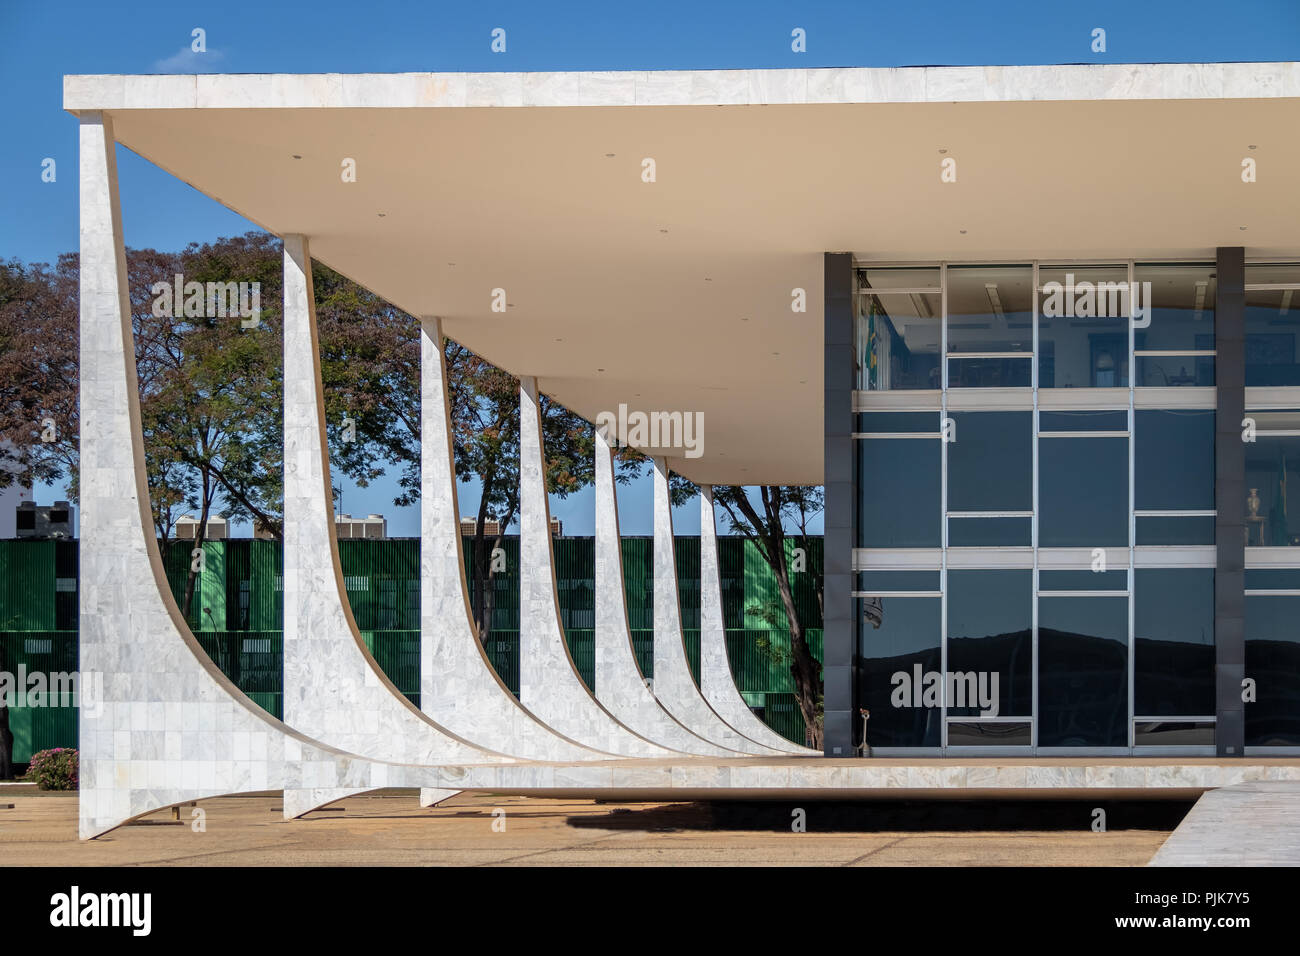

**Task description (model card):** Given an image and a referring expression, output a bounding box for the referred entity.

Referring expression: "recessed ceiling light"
[704,277,712,282]
[659,229,668,234]
[378,213,386,218]
[1240,226,1248,231]
[605,152,615,157]
[292,154,302,159]
[1248,144,1257,150]
[959,229,967,234]
[597,368,605,372]
[938,148,948,154]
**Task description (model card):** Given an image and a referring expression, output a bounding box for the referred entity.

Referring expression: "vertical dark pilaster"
[823,252,856,756]
[1215,247,1246,756]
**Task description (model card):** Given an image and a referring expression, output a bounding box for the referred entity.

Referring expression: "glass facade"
[851,259,1300,753]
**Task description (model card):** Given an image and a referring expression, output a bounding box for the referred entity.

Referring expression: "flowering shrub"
[26,748,78,790]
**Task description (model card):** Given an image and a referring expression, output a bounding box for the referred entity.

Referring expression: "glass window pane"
[857,597,941,748]
[858,439,940,547]
[1038,266,1130,388]
[947,517,1030,546]
[859,266,941,291]
[947,265,1032,388]
[1134,569,1214,717]
[1245,595,1300,746]
[946,570,1032,717]
[947,356,1032,388]
[948,412,1032,511]
[1039,437,1129,547]
[1038,596,1129,747]
[947,722,1032,746]
[1135,410,1215,510]
[1134,721,1214,746]
[1039,569,1128,591]
[1136,354,1214,387]
[1040,410,1128,432]
[1244,433,1300,547]
[857,289,939,390]
[857,570,941,592]
[1134,263,1216,351]
[857,411,938,433]
[1245,568,1300,590]
[1135,516,1215,545]
[1245,264,1300,387]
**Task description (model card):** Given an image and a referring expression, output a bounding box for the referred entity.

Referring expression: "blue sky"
[2,0,1297,535]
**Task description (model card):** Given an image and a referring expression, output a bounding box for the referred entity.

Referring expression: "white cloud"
[152,46,226,73]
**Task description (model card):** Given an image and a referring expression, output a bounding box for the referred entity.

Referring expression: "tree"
[0,256,79,494]
[712,485,825,748]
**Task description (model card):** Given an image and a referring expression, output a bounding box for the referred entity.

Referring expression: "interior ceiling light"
[910,292,932,319]
[985,282,1004,318]
[1193,280,1208,321]
[1281,289,1293,316]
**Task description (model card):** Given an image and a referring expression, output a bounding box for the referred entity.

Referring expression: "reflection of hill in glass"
[1246,639,1300,746]
[1037,627,1127,747]
[1133,637,1213,716]
[858,631,1300,749]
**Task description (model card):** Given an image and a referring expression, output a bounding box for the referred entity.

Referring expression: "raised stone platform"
[415,757,1300,802]
[1148,781,1300,865]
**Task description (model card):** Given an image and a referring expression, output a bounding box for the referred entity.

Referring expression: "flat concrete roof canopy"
[65,63,1300,485]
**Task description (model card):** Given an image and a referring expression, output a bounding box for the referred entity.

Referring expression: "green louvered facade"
[0,535,822,761]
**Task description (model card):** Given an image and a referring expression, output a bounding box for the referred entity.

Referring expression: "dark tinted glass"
[1134,721,1214,746]
[857,411,940,433]
[946,570,1032,717]
[857,438,941,547]
[947,517,1031,547]
[947,722,1032,746]
[1245,569,1300,590]
[1039,569,1128,591]
[1039,437,1129,547]
[1040,410,1128,432]
[1038,596,1128,747]
[857,570,941,592]
[948,412,1032,511]
[857,597,941,748]
[1245,595,1300,746]
[1136,516,1215,545]
[1136,410,1214,510]
[1134,569,1214,716]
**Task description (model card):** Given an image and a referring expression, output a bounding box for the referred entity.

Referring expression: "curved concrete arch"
[650,460,786,755]
[592,430,734,756]
[516,379,676,756]
[417,319,611,804]
[75,113,495,838]
[281,235,512,783]
[699,487,820,755]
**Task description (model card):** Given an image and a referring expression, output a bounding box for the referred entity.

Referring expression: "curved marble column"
[75,113,495,838]
[699,486,819,755]
[593,430,734,756]
[517,379,674,756]
[650,459,783,755]
[281,236,510,794]
[417,320,609,803]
